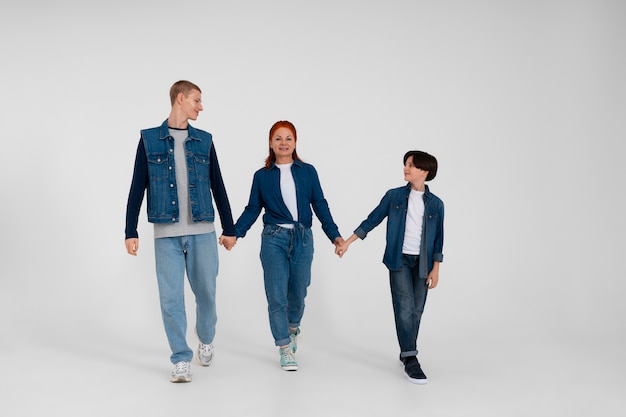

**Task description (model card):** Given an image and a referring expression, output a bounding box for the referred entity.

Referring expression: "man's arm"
[209,143,236,236]
[125,139,148,254]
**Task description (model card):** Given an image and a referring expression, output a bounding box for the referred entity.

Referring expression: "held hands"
[334,237,349,258]
[219,235,237,251]
[335,233,358,258]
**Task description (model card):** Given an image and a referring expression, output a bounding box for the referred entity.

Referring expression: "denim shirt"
[354,184,444,276]
[234,160,341,243]
[125,120,236,239]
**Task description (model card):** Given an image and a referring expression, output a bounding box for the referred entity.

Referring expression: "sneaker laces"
[199,343,213,355]
[280,347,296,361]
[174,361,190,374]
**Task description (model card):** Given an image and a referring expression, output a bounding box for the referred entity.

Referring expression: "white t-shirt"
[402,189,424,255]
[277,163,298,228]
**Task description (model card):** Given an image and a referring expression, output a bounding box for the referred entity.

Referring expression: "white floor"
[2,259,624,417]
[2,3,625,415]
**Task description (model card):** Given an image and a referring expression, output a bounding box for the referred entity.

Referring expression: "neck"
[275,156,294,165]
[410,182,425,192]
[168,111,189,129]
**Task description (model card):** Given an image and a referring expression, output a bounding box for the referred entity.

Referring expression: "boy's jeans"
[389,254,429,359]
[260,224,314,347]
[154,232,218,364]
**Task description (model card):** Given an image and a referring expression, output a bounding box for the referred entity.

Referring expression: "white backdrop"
[1,1,625,416]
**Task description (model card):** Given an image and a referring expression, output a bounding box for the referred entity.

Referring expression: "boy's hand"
[125,238,139,256]
[427,270,439,289]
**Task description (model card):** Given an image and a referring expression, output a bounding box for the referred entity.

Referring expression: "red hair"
[264,120,303,169]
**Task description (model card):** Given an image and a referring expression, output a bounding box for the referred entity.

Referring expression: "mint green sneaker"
[279,347,298,371]
[289,328,300,353]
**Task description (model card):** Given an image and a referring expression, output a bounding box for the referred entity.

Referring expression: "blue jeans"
[154,232,218,363]
[260,224,314,347]
[389,254,429,358]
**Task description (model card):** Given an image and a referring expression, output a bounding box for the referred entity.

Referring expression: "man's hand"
[125,238,139,256]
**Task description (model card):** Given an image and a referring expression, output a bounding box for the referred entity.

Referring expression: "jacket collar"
[158,119,202,141]
[269,159,304,169]
[404,183,432,198]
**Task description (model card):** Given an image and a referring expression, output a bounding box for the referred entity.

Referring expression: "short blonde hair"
[169,80,202,106]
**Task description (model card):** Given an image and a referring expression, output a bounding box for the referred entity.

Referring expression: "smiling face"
[179,89,203,121]
[404,155,428,190]
[270,126,296,164]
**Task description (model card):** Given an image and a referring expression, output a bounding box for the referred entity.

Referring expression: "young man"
[125,80,236,382]
[336,150,444,384]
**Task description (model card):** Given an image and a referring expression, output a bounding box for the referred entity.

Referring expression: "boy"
[336,150,444,384]
[124,80,236,382]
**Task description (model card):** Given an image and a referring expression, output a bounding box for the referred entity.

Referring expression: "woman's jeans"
[389,254,429,359]
[154,232,218,364]
[260,224,314,347]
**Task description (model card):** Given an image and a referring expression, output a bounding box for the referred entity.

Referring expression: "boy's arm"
[353,190,393,239]
[336,190,394,257]
[427,261,440,289]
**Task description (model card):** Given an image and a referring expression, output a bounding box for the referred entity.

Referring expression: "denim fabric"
[154,232,219,363]
[141,120,215,224]
[234,161,340,243]
[354,184,444,276]
[259,224,314,347]
[124,127,236,240]
[389,254,428,358]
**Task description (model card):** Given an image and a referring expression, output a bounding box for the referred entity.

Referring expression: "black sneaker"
[401,356,428,384]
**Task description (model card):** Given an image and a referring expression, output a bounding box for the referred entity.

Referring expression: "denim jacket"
[234,160,341,243]
[354,184,444,276]
[125,120,236,239]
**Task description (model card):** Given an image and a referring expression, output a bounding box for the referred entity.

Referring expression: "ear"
[176,92,186,105]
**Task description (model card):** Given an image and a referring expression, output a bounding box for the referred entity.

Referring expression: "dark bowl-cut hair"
[403,150,438,181]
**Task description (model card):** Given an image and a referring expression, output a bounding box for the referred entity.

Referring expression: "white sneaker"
[197,342,215,366]
[170,361,192,383]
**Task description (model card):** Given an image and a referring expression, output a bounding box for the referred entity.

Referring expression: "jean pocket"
[261,224,281,237]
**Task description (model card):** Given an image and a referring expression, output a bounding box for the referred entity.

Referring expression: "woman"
[223,120,343,371]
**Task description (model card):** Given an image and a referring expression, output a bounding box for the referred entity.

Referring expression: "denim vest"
[141,120,215,224]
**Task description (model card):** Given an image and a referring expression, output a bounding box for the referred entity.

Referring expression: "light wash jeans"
[389,254,429,359]
[154,232,218,363]
[260,224,314,347]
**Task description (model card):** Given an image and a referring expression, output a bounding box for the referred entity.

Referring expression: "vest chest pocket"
[147,153,170,180]
[193,154,210,181]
